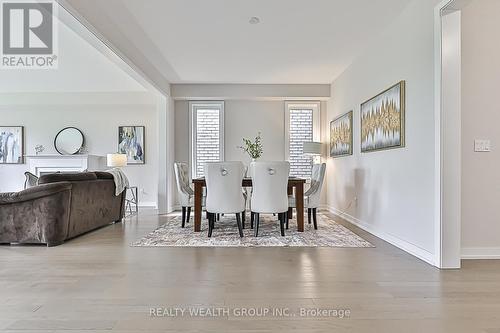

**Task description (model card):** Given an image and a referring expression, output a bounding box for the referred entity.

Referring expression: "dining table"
[192,177,307,232]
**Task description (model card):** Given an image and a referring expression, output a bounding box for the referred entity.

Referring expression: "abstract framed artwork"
[0,126,24,164]
[118,126,145,164]
[330,111,353,158]
[360,81,405,153]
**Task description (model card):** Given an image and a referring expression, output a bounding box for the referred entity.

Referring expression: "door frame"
[434,0,466,268]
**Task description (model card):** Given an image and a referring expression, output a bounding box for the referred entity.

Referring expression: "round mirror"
[54,127,84,155]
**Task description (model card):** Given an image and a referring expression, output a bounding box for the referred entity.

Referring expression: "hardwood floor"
[1,210,500,332]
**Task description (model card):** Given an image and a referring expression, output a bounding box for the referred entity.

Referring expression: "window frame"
[284,101,321,179]
[188,101,225,179]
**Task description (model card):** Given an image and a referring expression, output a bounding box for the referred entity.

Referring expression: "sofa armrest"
[0,182,72,205]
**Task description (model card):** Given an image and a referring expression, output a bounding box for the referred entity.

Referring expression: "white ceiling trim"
[170,84,331,101]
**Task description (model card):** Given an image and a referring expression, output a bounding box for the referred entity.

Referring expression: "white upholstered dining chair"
[204,161,246,238]
[250,161,290,237]
[174,162,205,228]
[288,163,326,230]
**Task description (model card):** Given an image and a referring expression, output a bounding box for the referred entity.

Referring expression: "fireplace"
[26,155,104,177]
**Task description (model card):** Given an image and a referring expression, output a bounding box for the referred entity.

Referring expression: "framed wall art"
[0,126,24,164]
[330,111,353,158]
[118,126,145,164]
[360,81,405,153]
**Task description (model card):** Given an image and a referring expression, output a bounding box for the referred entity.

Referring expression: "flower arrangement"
[34,144,45,155]
[238,132,263,160]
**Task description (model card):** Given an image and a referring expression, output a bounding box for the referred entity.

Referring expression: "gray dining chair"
[174,162,205,227]
[288,163,326,230]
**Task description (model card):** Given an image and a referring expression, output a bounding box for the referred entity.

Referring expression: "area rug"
[131,213,373,247]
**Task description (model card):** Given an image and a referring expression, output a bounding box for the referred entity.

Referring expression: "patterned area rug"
[132,213,373,247]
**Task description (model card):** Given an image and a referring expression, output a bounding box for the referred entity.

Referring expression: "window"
[285,102,321,178]
[189,101,224,178]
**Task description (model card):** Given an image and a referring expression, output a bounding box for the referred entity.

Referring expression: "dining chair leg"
[288,207,293,220]
[312,208,318,230]
[250,212,254,229]
[286,211,289,230]
[308,208,312,224]
[241,211,246,229]
[181,206,186,228]
[279,213,285,237]
[254,213,260,237]
[186,207,191,224]
[208,213,214,237]
[206,210,209,220]
[217,214,220,221]
[236,213,244,238]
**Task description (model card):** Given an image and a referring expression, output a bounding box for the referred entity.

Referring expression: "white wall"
[325,0,440,265]
[157,95,176,214]
[461,0,500,258]
[0,93,159,207]
[167,97,176,212]
[175,100,286,165]
[440,10,462,268]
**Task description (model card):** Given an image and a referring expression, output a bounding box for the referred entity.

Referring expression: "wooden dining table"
[192,177,307,232]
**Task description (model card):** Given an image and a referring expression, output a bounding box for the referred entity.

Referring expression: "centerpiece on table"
[238,132,263,162]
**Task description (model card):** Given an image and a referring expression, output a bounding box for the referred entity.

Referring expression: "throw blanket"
[106,168,129,196]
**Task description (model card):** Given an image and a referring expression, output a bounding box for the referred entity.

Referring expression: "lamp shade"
[302,142,322,156]
[107,153,127,167]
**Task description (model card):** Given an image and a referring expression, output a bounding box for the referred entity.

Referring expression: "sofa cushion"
[39,172,97,184]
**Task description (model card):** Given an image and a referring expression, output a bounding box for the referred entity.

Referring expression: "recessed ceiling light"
[249,16,261,25]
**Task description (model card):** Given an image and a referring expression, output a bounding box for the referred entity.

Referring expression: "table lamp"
[302,142,322,164]
[107,153,127,168]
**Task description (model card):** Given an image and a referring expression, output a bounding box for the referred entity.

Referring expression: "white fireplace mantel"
[25,155,104,176]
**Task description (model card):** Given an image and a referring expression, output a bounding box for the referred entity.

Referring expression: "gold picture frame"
[360,81,405,153]
[330,111,353,158]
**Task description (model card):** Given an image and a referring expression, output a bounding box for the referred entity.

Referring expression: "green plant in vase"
[238,132,263,161]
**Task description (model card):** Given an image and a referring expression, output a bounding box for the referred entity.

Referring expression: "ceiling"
[63,0,413,85]
[0,10,147,93]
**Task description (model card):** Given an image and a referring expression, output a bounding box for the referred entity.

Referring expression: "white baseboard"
[139,201,157,209]
[462,247,500,259]
[324,205,436,267]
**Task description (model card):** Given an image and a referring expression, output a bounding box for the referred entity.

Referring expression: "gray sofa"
[0,172,125,246]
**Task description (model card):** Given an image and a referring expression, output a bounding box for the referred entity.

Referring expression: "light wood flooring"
[1,210,500,333]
